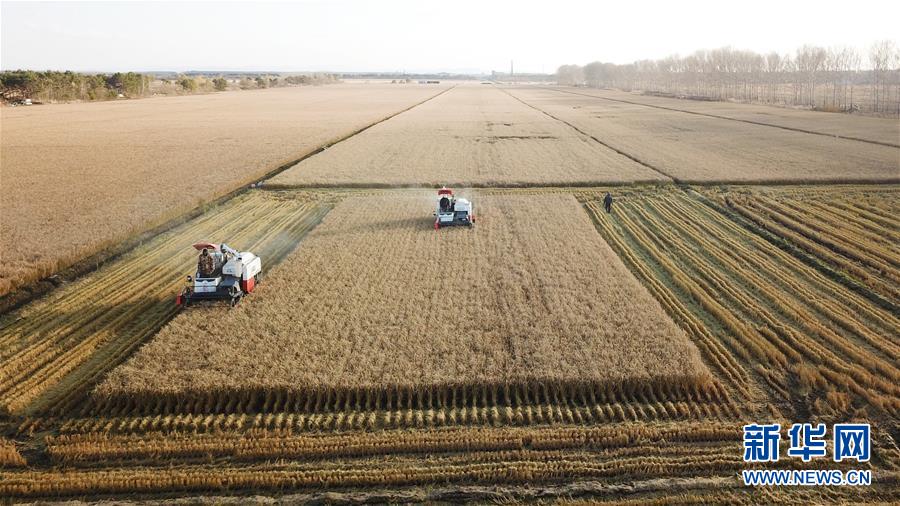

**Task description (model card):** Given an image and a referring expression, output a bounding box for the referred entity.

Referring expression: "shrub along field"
[0,83,444,297]
[270,85,669,187]
[506,87,900,183]
[97,192,711,414]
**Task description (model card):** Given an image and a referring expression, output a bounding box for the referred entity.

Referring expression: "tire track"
[498,87,680,183]
[544,87,900,149]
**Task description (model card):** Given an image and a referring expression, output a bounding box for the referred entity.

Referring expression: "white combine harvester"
[177,242,262,307]
[434,187,474,229]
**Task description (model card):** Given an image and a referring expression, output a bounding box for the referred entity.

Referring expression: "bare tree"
[556,65,584,86]
[870,40,899,113]
[562,41,898,116]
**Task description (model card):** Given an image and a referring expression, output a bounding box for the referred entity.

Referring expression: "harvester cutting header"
[434,187,474,229]
[177,242,262,307]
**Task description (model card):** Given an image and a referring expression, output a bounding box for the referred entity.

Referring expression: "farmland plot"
[271,85,669,187]
[0,190,332,416]
[584,188,900,425]
[556,87,900,147]
[0,83,444,297]
[97,193,716,420]
[507,87,900,183]
[719,186,900,305]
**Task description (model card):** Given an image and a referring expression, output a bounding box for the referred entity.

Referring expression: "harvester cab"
[434,187,474,229]
[177,242,262,307]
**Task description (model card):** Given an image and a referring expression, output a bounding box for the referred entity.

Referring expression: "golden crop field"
[583,187,899,429]
[2,81,899,502]
[0,191,332,417]
[97,193,712,416]
[0,83,444,297]
[506,87,900,183]
[270,86,668,187]
[557,87,900,147]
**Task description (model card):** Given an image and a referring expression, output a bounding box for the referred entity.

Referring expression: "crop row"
[0,438,25,468]
[46,421,736,465]
[91,378,730,417]
[0,446,744,498]
[722,189,899,305]
[585,188,900,421]
[47,396,739,436]
[0,191,333,416]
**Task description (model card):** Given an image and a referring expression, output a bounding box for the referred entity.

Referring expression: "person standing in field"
[604,192,613,213]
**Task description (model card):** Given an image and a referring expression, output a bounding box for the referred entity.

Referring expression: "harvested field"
[271,85,669,187]
[718,185,900,305]
[557,87,900,147]
[44,422,737,466]
[507,87,900,183]
[584,187,900,424]
[0,190,332,416]
[0,83,444,297]
[97,193,712,414]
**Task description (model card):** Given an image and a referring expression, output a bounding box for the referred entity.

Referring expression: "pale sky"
[2,0,898,73]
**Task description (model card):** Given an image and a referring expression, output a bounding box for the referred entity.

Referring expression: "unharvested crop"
[271,85,669,187]
[0,84,443,297]
[0,191,331,415]
[557,87,900,147]
[98,193,710,411]
[508,87,900,183]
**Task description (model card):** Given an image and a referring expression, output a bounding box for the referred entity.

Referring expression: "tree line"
[557,41,900,115]
[0,71,339,104]
[0,71,152,103]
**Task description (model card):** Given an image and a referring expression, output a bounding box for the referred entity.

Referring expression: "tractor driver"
[439,195,451,212]
[198,248,215,278]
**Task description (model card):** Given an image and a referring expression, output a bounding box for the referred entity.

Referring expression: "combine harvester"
[434,187,474,229]
[177,242,262,307]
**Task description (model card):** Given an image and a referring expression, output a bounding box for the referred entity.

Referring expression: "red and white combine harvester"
[434,187,474,229]
[177,242,262,307]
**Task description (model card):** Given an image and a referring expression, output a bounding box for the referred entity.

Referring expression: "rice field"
[506,87,900,183]
[556,87,900,147]
[0,191,332,417]
[2,83,898,502]
[270,86,668,187]
[96,193,713,416]
[0,83,444,298]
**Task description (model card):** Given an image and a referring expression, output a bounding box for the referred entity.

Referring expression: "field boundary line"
[0,86,453,316]
[497,87,682,183]
[545,87,900,149]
